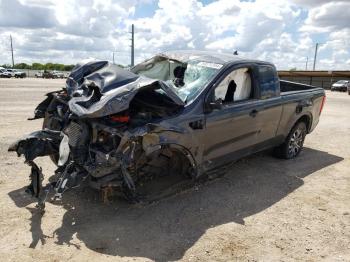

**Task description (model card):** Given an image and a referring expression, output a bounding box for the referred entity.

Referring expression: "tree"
[3,61,76,71]
[64,64,75,71]
[14,63,30,69]
[44,63,54,70]
[1,64,12,68]
[32,63,44,70]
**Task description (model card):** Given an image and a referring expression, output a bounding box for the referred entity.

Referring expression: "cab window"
[258,65,279,99]
[214,67,252,104]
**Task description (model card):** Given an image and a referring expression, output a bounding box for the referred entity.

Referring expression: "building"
[278,71,350,89]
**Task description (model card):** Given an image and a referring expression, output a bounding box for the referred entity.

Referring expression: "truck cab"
[201,62,284,167]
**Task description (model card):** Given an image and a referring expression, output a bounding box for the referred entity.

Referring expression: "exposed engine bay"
[8,55,207,208]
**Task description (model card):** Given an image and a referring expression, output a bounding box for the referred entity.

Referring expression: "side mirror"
[208,98,223,111]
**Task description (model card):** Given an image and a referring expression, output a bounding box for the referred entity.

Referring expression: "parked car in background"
[4,69,26,78]
[331,80,350,92]
[0,68,11,78]
[35,71,43,78]
[14,69,26,78]
[51,70,65,79]
[5,69,16,77]
[42,70,55,79]
[348,85,350,95]
[42,70,65,79]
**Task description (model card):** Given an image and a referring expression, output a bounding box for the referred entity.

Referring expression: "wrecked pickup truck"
[9,50,326,206]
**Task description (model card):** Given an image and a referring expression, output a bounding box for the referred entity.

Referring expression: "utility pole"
[312,43,319,71]
[112,52,115,64]
[10,35,14,67]
[305,56,308,70]
[130,24,134,67]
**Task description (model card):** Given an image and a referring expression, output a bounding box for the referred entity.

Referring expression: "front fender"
[8,130,61,162]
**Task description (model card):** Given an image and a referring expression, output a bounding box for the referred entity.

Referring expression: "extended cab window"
[259,65,279,99]
[214,68,252,104]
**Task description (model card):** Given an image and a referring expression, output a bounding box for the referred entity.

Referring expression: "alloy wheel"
[288,128,304,157]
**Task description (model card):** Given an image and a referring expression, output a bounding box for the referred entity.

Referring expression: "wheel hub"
[289,129,303,156]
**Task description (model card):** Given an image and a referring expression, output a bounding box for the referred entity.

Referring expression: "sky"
[0,0,349,70]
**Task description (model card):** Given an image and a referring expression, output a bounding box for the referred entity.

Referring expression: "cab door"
[202,65,261,169]
[252,65,283,149]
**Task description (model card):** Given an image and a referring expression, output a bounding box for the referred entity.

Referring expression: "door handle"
[189,119,204,130]
[249,109,258,117]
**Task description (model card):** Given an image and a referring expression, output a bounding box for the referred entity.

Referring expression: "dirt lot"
[0,78,349,262]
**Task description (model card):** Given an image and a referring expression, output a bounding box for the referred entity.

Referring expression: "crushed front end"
[9,60,197,208]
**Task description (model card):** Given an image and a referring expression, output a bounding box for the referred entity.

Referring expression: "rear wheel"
[274,121,307,159]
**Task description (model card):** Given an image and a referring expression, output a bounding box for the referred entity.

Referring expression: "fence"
[278,71,350,89]
[11,69,70,78]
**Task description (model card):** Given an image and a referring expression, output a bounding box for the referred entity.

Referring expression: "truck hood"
[66,60,184,118]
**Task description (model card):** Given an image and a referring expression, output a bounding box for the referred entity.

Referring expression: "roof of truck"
[161,50,272,66]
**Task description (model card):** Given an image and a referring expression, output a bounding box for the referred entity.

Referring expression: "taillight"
[319,95,326,115]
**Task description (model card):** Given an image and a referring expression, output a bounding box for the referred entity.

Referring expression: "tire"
[274,121,307,159]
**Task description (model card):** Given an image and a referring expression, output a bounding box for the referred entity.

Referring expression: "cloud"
[0,0,348,70]
[0,0,135,65]
[315,28,350,69]
[131,0,204,52]
[0,0,57,28]
[54,0,134,38]
[288,0,345,7]
[301,1,350,33]
[130,0,306,68]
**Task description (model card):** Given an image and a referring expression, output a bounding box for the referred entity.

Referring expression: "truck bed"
[280,80,323,95]
[278,79,325,136]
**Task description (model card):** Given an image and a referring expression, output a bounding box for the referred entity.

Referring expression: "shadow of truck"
[8,147,343,261]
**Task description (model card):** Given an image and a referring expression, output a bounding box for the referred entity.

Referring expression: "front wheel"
[274,122,307,159]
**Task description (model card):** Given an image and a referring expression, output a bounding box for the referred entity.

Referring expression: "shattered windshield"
[170,61,221,103]
[133,57,222,103]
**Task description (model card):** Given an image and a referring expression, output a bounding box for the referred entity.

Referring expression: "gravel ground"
[0,78,349,262]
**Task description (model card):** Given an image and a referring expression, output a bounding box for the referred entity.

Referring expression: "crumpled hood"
[66,60,184,118]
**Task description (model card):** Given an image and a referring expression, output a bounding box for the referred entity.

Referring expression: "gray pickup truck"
[9,50,326,205]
